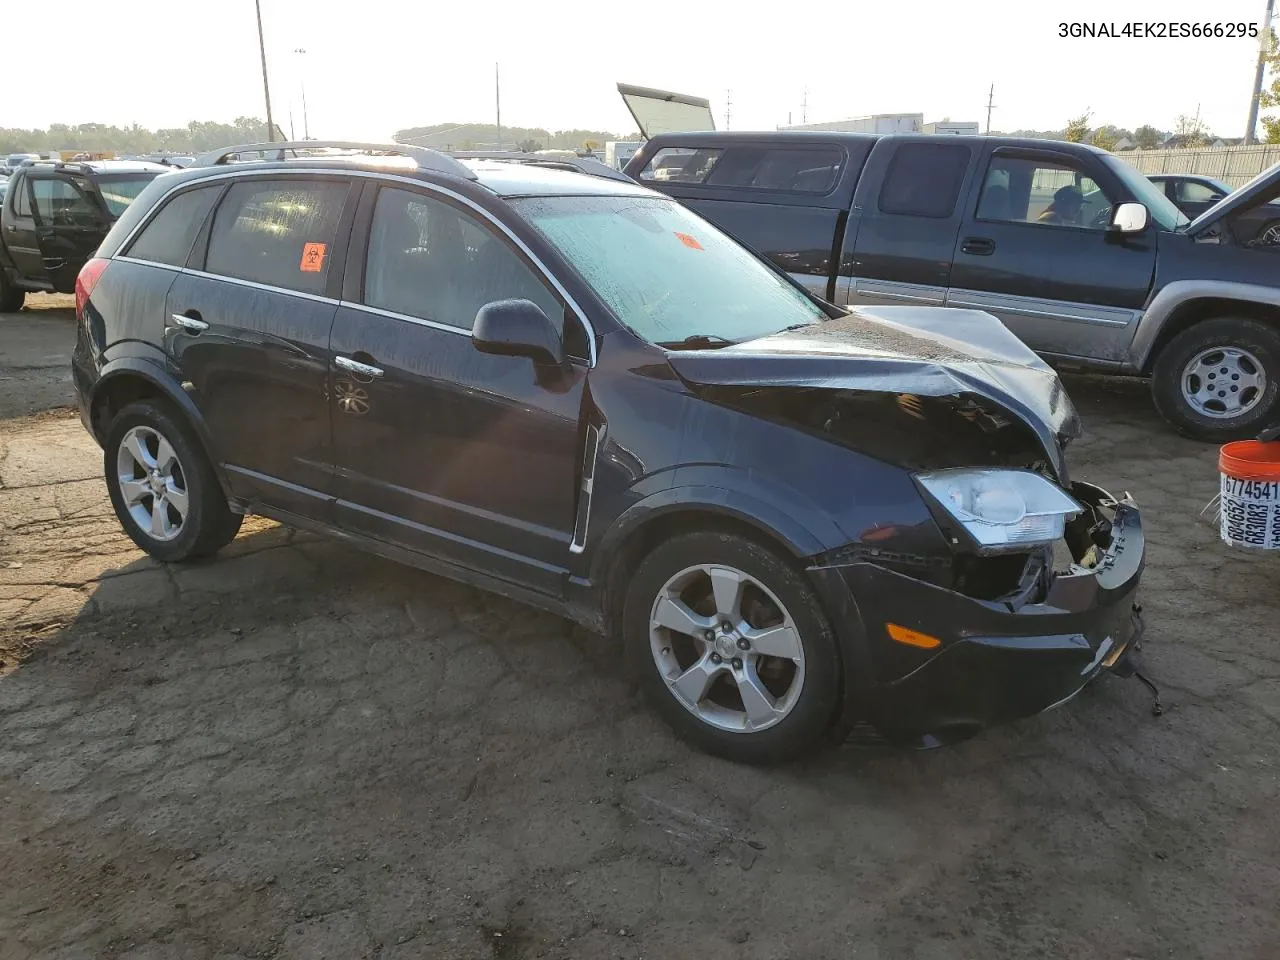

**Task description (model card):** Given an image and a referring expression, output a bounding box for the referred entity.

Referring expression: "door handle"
[169,312,208,333]
[335,355,385,379]
[961,237,996,256]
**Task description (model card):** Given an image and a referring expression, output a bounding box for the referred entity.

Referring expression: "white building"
[923,121,980,136]
[780,114,980,136]
[605,141,642,170]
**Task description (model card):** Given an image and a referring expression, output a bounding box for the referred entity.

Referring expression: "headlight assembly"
[916,468,1083,551]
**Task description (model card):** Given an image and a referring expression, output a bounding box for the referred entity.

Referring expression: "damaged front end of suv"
[666,306,1147,745]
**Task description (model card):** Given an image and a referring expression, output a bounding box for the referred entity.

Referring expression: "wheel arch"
[1134,282,1280,373]
[90,358,233,499]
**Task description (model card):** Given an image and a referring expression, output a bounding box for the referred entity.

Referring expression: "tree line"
[0,119,278,156]
[392,123,639,152]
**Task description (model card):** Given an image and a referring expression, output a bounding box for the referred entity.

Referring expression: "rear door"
[2,173,47,283]
[837,138,976,307]
[164,174,357,515]
[28,172,112,291]
[947,146,1157,362]
[632,140,861,300]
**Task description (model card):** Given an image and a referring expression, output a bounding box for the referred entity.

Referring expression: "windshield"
[1102,156,1188,230]
[513,195,826,347]
[94,174,160,217]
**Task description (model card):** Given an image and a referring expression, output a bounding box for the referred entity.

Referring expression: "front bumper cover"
[810,481,1145,744]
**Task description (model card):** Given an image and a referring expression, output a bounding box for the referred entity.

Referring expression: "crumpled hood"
[1187,159,1280,236]
[666,306,1080,476]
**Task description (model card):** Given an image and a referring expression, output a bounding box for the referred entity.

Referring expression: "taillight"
[75,257,109,321]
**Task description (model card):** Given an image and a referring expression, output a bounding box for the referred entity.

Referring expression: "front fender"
[90,355,234,499]
[1130,280,1280,370]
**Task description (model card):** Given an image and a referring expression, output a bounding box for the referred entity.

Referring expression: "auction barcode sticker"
[1220,475,1280,550]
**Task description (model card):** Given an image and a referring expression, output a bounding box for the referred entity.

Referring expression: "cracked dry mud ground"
[2,303,1280,959]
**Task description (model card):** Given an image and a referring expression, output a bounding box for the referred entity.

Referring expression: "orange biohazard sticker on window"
[674,232,703,250]
[300,242,327,273]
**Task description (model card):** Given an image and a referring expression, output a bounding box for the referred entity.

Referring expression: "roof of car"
[461,159,652,197]
[641,131,1112,155]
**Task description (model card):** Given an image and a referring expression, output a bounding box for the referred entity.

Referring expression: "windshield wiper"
[656,334,737,350]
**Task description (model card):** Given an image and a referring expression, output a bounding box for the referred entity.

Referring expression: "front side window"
[13,178,32,217]
[705,147,844,194]
[637,147,723,184]
[1176,179,1226,204]
[878,142,970,218]
[31,177,101,227]
[515,194,826,347]
[95,175,161,217]
[125,186,221,267]
[205,179,348,294]
[364,187,562,332]
[976,156,1115,230]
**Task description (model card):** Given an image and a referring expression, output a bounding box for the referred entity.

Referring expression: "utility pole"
[1246,0,1275,144]
[725,89,731,130]
[495,63,502,151]
[294,48,309,139]
[985,83,996,135]
[802,87,808,124]
[254,0,276,142]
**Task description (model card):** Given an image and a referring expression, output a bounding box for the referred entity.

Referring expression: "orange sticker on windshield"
[675,232,703,250]
[300,242,327,273]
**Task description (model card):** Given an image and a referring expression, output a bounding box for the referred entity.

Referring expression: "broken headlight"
[916,468,1083,552]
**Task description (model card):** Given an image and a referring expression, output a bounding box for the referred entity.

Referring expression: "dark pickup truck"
[0,159,168,311]
[626,131,1280,440]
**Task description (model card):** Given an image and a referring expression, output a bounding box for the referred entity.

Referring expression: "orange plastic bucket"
[1218,441,1280,549]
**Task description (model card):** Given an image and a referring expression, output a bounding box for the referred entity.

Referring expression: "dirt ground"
[2,300,1279,960]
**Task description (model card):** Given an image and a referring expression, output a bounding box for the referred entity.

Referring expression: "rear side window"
[638,146,723,184]
[205,179,348,294]
[705,147,844,194]
[13,178,31,217]
[31,177,101,227]
[125,186,221,267]
[877,142,970,218]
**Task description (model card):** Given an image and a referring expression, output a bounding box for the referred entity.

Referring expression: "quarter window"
[637,146,724,184]
[205,179,348,294]
[976,156,1114,230]
[364,187,563,334]
[125,187,221,267]
[877,142,970,218]
[31,177,100,227]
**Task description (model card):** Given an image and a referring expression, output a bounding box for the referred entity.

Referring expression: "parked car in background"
[0,159,171,310]
[4,153,42,174]
[1148,173,1232,220]
[625,125,1280,441]
[70,139,1145,763]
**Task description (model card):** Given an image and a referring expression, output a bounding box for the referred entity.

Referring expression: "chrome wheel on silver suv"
[625,531,841,764]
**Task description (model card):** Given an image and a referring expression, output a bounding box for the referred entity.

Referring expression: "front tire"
[623,530,841,764]
[1150,317,1280,441]
[104,400,242,562]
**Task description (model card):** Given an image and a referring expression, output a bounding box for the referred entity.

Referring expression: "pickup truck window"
[515,194,825,348]
[95,175,161,218]
[1099,155,1188,230]
[878,142,969,218]
[638,147,723,184]
[12,178,31,217]
[31,177,100,227]
[704,147,844,194]
[976,156,1113,229]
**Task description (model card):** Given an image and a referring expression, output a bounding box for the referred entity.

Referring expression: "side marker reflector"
[887,623,941,650]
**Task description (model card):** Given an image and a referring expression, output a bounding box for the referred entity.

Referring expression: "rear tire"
[0,271,25,312]
[1150,317,1280,441]
[104,399,241,563]
[623,530,841,765]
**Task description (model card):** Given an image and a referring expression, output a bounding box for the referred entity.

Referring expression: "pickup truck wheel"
[1151,317,1280,441]
[623,530,841,765]
[104,400,242,562]
[0,272,24,312]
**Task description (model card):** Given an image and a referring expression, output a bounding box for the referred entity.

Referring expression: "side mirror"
[1109,202,1148,234]
[473,299,565,366]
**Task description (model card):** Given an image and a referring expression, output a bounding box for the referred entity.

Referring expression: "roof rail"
[191,140,477,179]
[448,151,634,184]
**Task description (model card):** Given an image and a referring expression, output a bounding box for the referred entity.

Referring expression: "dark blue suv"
[71,140,1146,763]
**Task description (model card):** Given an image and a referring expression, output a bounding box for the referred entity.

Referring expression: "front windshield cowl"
[513,194,828,348]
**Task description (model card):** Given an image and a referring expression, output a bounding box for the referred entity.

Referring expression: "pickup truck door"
[2,173,49,285]
[836,138,978,308]
[27,172,112,293]
[947,145,1157,364]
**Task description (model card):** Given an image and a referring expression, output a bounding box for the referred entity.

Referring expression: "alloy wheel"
[116,425,190,542]
[648,563,805,733]
[1180,346,1267,419]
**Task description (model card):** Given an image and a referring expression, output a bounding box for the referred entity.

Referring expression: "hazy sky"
[6,0,1275,139]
